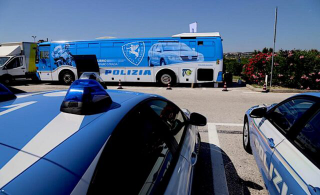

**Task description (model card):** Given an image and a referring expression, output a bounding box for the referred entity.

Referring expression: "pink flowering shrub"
[242,49,320,89]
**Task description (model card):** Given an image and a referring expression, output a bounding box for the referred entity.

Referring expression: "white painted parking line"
[214,123,243,127]
[208,123,229,195]
[243,92,261,94]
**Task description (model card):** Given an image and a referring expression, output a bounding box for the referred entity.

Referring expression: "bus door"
[195,40,215,82]
[73,55,99,78]
[38,45,52,80]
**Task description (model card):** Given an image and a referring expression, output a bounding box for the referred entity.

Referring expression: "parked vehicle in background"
[36,32,224,86]
[148,42,204,66]
[0,42,37,84]
[243,93,320,195]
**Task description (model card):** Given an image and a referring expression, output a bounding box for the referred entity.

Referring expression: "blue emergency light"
[0,83,16,102]
[60,79,112,115]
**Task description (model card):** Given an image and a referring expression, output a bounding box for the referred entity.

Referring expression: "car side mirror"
[189,112,207,126]
[249,107,267,118]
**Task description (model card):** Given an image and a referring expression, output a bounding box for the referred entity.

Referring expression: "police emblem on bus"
[122,42,145,66]
[182,69,192,77]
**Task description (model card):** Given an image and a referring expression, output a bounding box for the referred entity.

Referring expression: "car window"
[88,101,181,194]
[5,58,21,69]
[40,51,49,59]
[147,100,186,145]
[155,45,161,52]
[293,110,320,168]
[267,98,315,135]
[0,57,10,67]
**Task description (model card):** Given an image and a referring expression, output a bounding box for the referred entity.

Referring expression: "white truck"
[0,42,38,84]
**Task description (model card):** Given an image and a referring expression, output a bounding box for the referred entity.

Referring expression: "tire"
[31,75,40,82]
[243,118,252,154]
[148,57,154,67]
[158,71,175,86]
[1,75,12,85]
[60,71,75,85]
[160,58,166,66]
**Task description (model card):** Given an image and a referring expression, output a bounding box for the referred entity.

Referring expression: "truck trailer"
[0,42,37,84]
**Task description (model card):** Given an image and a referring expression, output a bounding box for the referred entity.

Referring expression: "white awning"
[172,32,221,38]
[0,45,21,56]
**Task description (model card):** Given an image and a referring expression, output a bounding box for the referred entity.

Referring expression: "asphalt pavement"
[8,81,296,195]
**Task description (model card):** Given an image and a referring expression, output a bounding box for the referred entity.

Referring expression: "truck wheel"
[31,75,40,82]
[60,71,75,85]
[158,71,176,86]
[1,75,12,85]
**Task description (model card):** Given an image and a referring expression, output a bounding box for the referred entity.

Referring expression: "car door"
[154,44,161,66]
[264,97,318,194]
[87,99,188,195]
[250,112,285,191]
[148,44,155,66]
[146,100,195,195]
[38,45,52,80]
[5,57,25,77]
[269,103,320,195]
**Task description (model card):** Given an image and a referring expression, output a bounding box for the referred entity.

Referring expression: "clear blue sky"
[0,0,319,52]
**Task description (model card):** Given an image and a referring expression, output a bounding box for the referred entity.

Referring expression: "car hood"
[0,89,153,191]
[0,91,99,151]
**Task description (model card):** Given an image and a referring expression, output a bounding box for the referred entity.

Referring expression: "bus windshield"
[0,57,10,67]
[163,43,192,51]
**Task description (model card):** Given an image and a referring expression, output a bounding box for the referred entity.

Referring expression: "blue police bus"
[36,33,223,86]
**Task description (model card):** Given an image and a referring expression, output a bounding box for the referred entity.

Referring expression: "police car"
[0,80,206,195]
[243,93,320,195]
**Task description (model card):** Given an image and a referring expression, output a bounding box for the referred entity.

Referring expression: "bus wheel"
[158,71,175,86]
[60,71,75,85]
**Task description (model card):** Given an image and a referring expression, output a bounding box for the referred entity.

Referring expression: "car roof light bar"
[0,83,16,102]
[60,79,112,115]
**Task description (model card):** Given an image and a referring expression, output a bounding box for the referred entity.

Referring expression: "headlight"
[197,54,204,61]
[168,56,181,61]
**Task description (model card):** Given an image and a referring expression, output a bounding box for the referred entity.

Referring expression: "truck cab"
[0,43,37,84]
[0,56,27,84]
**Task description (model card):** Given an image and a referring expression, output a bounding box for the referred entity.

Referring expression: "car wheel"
[160,59,166,66]
[243,118,252,154]
[60,71,75,85]
[148,57,154,67]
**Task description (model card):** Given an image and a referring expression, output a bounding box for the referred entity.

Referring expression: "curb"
[246,84,320,93]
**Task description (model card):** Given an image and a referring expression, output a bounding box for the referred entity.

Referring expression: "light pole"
[32,36,37,42]
[270,7,278,89]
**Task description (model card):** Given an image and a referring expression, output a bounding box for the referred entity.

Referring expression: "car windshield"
[162,43,192,51]
[0,57,10,67]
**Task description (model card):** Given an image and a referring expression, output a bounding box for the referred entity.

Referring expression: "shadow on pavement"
[5,77,247,88]
[192,142,214,195]
[6,86,27,94]
[192,142,263,195]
